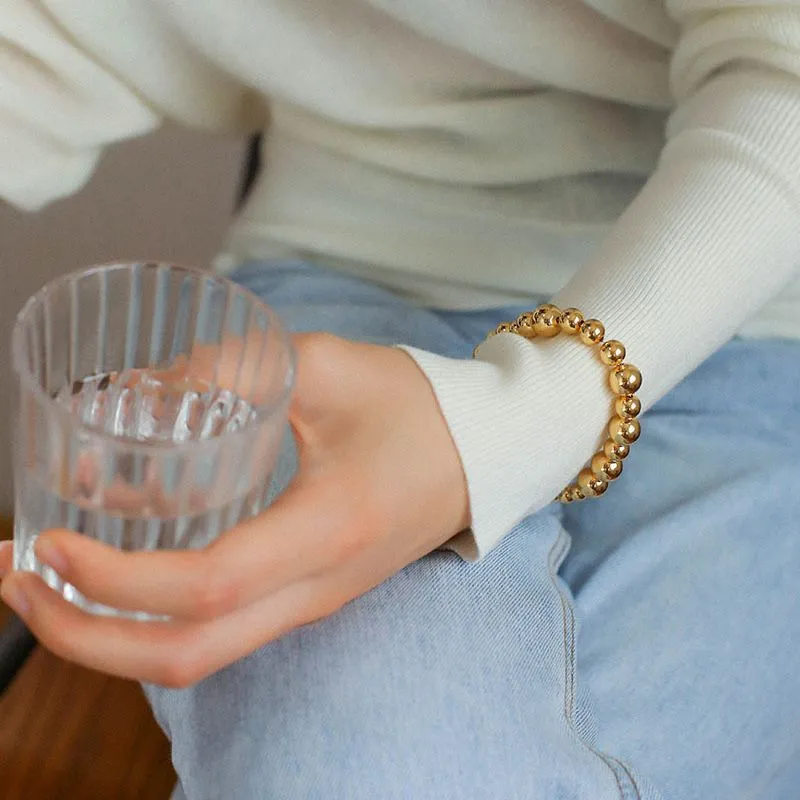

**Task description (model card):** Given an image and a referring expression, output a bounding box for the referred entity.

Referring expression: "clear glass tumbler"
[12,262,294,619]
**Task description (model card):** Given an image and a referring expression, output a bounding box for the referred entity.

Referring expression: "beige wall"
[0,127,245,512]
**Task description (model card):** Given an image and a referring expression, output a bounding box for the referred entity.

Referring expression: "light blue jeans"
[144,261,800,800]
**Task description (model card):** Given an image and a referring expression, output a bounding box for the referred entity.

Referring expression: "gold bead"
[559,308,584,335]
[579,319,605,346]
[515,312,537,339]
[609,364,642,395]
[615,394,642,419]
[591,452,623,481]
[577,468,608,498]
[533,304,561,338]
[609,416,641,445]
[561,485,585,503]
[604,439,630,460]
[599,340,626,366]
[495,322,514,335]
[571,486,585,501]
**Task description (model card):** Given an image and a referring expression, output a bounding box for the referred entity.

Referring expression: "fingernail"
[36,539,67,574]
[1,579,31,617]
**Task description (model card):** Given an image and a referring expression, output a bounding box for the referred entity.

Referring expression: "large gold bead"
[615,394,642,419]
[579,319,605,346]
[515,312,537,339]
[533,304,562,337]
[609,364,642,395]
[577,468,608,497]
[599,340,626,366]
[604,439,630,460]
[591,452,623,481]
[609,416,641,445]
[559,308,584,335]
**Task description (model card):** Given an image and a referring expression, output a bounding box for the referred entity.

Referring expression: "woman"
[1,2,799,798]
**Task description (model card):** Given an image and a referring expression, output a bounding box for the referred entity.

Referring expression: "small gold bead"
[579,319,605,346]
[561,486,585,503]
[599,340,626,366]
[615,394,642,419]
[570,486,586,502]
[533,304,562,338]
[609,363,642,395]
[609,416,641,445]
[577,468,609,498]
[604,439,630,460]
[559,308,584,335]
[515,312,537,339]
[495,322,514,335]
[591,452,623,481]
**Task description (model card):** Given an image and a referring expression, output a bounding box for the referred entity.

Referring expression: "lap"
[561,338,800,799]
[152,514,636,800]
[145,261,800,800]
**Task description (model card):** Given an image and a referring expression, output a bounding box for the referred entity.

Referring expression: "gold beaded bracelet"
[475,304,642,504]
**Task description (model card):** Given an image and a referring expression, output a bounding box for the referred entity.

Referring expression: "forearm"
[406,67,800,559]
[555,66,800,410]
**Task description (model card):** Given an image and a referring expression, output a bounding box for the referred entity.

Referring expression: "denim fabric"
[144,261,800,800]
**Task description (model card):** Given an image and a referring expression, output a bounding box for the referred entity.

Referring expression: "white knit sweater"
[3,1,800,558]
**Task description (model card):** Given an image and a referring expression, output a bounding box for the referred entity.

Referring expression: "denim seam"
[548,528,641,800]
[608,755,643,800]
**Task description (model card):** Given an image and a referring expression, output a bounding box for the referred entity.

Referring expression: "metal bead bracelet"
[476,304,642,503]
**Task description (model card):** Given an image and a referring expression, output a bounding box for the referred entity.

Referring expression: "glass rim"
[12,261,296,454]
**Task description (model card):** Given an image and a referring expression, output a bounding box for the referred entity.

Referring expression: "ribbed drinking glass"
[12,262,294,619]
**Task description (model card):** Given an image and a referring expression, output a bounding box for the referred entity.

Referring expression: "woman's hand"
[0,334,469,687]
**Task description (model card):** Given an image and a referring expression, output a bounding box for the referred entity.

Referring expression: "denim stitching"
[608,755,643,800]
[548,528,642,800]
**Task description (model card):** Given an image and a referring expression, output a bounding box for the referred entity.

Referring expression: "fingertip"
[40,528,111,561]
[35,535,69,575]
[4,568,47,593]
[1,571,32,616]
[40,528,86,546]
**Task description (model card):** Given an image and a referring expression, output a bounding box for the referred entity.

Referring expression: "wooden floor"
[0,519,176,799]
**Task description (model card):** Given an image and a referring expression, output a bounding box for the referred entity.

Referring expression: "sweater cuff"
[400,335,607,560]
